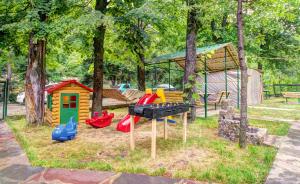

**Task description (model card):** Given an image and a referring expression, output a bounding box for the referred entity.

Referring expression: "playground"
[1,0,299,182]
[4,93,295,183]
[1,42,300,183]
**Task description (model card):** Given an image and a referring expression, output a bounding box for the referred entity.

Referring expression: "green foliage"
[0,0,299,89]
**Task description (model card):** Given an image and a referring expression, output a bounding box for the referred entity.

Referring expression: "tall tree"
[184,0,199,122]
[237,0,248,148]
[113,0,165,91]
[26,33,46,124]
[92,0,108,114]
[25,1,49,124]
[0,0,97,124]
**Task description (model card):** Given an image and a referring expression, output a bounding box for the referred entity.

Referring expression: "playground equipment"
[151,88,176,123]
[128,103,190,159]
[52,117,78,142]
[116,93,158,132]
[103,88,144,102]
[85,111,114,128]
[118,83,131,93]
[116,88,179,132]
[45,80,93,126]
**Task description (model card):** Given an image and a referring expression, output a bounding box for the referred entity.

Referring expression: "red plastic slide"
[116,93,158,132]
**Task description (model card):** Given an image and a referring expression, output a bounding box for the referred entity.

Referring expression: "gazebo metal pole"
[237,69,240,109]
[1,82,5,119]
[4,80,8,118]
[204,57,208,118]
[168,60,171,91]
[154,65,157,87]
[224,47,228,98]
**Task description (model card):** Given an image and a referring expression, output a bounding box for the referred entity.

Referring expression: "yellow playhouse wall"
[50,84,91,126]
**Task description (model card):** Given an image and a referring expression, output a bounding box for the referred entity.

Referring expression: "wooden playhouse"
[45,80,93,126]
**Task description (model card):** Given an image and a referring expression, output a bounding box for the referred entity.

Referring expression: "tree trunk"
[6,49,12,82]
[92,0,107,114]
[25,32,46,124]
[258,62,263,70]
[184,1,198,122]
[137,65,145,91]
[6,63,12,81]
[137,52,146,91]
[210,19,218,42]
[111,76,116,86]
[237,0,248,148]
[222,14,228,28]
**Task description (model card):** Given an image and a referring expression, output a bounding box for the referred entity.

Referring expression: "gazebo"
[146,42,240,118]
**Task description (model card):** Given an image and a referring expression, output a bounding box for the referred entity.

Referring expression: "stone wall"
[218,99,267,145]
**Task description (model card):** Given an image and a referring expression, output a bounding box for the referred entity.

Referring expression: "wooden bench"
[163,91,203,107]
[164,91,184,103]
[282,92,300,103]
[207,91,230,110]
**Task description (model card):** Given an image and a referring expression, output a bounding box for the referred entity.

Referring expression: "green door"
[60,93,79,124]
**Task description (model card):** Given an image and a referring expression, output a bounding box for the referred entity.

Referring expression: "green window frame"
[47,94,53,111]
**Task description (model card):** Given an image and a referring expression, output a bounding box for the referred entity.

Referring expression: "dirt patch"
[39,114,217,176]
[151,148,216,174]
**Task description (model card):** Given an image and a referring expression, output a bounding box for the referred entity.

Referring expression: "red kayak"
[86,111,114,128]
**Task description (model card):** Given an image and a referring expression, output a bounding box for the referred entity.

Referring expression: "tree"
[0,0,99,124]
[24,1,51,124]
[244,0,300,85]
[237,0,248,148]
[183,0,199,122]
[26,32,46,124]
[92,0,108,114]
[113,0,166,91]
[1,0,299,115]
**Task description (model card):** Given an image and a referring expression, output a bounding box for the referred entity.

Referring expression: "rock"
[221,99,230,110]
[218,99,268,145]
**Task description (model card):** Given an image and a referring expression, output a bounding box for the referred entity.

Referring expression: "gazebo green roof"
[150,42,240,73]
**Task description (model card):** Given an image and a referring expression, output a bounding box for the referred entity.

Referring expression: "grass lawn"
[6,112,289,184]
[257,97,300,110]
[198,116,290,136]
[248,97,300,121]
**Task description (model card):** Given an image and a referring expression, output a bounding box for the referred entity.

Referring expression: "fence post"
[1,83,4,120]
